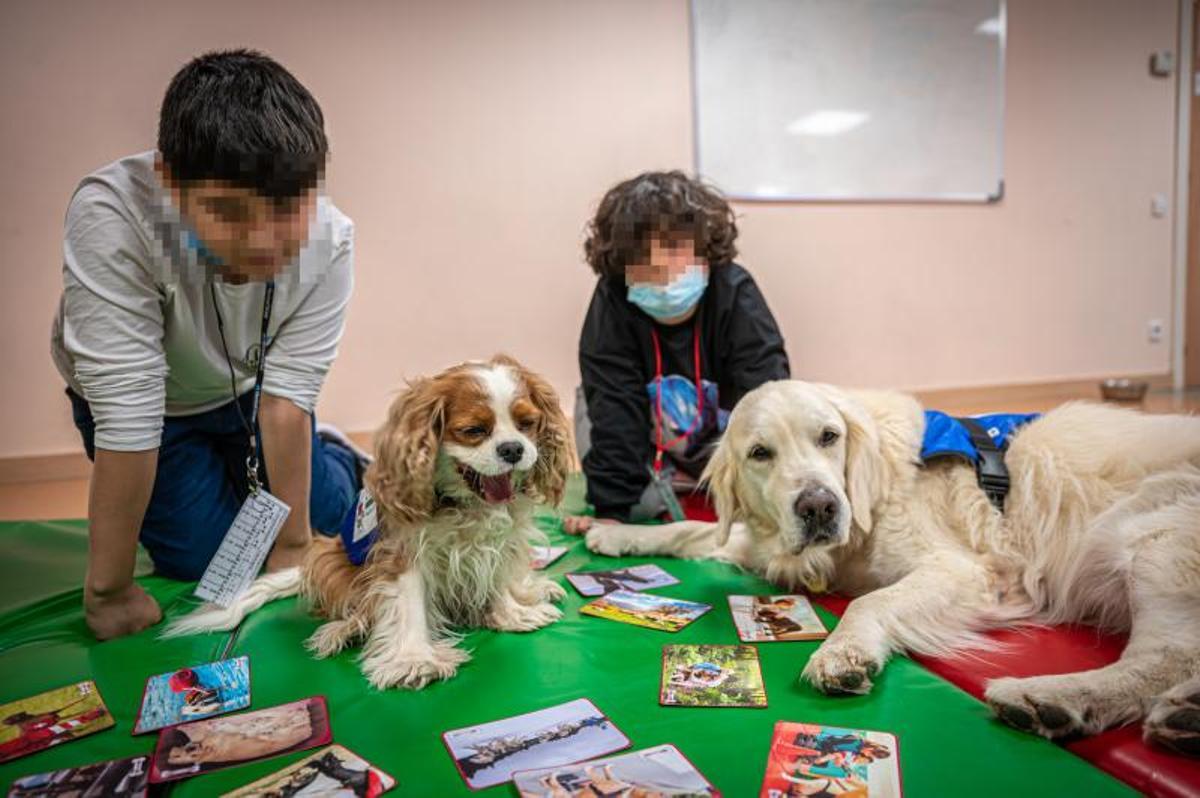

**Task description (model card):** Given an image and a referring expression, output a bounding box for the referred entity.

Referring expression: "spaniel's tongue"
[481,473,514,503]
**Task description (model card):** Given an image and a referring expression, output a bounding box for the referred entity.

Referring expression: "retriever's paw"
[585,525,637,557]
[802,638,883,695]
[360,642,469,690]
[984,673,1135,739]
[304,619,361,659]
[488,599,562,632]
[1145,677,1200,757]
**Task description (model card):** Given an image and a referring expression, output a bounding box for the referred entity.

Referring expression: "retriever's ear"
[815,384,887,534]
[499,355,574,507]
[701,435,743,546]
[366,377,445,524]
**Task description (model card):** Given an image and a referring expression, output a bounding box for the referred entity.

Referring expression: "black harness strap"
[955,417,1010,511]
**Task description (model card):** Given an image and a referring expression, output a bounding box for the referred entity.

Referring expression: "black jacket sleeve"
[578,285,652,521]
[719,272,791,405]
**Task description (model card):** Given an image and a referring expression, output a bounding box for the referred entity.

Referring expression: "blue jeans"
[67,388,361,581]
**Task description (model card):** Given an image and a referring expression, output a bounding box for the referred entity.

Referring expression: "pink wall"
[0,0,1179,458]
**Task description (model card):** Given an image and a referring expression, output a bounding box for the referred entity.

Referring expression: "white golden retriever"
[586,381,1200,755]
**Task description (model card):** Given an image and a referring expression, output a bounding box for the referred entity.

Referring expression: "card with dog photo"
[531,545,568,570]
[728,595,828,642]
[7,754,150,797]
[760,721,902,798]
[565,564,679,597]
[222,744,395,797]
[148,696,332,784]
[0,681,115,764]
[442,698,629,790]
[580,589,711,632]
[660,644,768,708]
[133,656,251,734]
[513,743,720,797]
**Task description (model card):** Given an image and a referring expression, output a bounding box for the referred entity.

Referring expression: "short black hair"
[584,171,738,278]
[158,49,327,201]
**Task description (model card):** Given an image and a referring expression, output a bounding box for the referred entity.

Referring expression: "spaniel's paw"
[360,642,469,690]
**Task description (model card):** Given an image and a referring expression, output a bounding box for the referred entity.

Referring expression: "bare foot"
[85,582,162,641]
[563,516,619,536]
[265,539,310,572]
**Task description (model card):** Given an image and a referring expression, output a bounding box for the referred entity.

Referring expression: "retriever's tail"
[160,567,302,638]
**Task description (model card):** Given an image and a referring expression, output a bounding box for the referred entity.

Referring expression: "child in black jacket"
[567,171,789,533]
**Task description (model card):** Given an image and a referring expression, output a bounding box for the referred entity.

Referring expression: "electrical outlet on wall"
[1147,319,1164,343]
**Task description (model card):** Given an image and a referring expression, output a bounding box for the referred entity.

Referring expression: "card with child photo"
[660,644,767,708]
[728,595,828,642]
[760,721,902,798]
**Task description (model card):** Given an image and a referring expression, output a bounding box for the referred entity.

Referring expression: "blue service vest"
[920,410,1040,465]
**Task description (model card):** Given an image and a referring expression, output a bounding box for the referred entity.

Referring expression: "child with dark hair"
[566,171,789,532]
[50,50,365,639]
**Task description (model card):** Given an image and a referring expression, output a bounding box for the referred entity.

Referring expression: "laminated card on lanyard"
[195,281,292,607]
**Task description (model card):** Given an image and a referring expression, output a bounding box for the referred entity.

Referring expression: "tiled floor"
[1,384,1196,522]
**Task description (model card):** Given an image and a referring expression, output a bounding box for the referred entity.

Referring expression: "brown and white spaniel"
[165,354,573,689]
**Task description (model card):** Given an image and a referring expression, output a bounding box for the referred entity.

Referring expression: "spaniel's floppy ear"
[701,435,744,547]
[366,376,445,524]
[815,384,887,534]
[495,354,574,507]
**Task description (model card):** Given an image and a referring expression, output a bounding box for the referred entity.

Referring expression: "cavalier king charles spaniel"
[165,354,573,689]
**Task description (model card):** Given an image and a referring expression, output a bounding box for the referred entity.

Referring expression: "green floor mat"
[0,478,1133,796]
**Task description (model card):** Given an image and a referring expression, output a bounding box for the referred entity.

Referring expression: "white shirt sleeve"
[60,183,168,451]
[261,217,354,413]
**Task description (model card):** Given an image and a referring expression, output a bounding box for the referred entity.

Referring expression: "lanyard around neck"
[650,314,703,474]
[210,280,275,493]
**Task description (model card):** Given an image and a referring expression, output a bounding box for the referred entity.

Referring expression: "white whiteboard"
[691,0,1006,202]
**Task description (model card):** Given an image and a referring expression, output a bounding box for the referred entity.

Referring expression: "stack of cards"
[580,590,711,632]
[728,595,828,642]
[514,744,719,797]
[222,744,395,797]
[7,755,149,797]
[443,698,629,790]
[149,697,332,784]
[760,721,901,798]
[660,645,767,708]
[134,656,251,734]
[566,564,679,597]
[531,545,568,570]
[0,681,114,765]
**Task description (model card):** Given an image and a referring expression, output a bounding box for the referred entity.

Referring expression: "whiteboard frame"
[688,0,1008,204]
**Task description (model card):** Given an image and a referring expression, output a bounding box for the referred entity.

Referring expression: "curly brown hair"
[584,171,738,278]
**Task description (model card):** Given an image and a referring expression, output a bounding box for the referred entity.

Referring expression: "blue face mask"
[627,268,709,321]
[183,228,226,269]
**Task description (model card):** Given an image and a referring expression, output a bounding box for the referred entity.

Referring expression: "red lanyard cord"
[650,316,703,474]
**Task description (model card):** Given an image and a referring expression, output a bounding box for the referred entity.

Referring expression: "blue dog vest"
[921,411,1039,463]
[921,410,1039,509]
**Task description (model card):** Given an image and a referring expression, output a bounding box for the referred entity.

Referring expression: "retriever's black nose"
[497,441,524,464]
[794,487,838,527]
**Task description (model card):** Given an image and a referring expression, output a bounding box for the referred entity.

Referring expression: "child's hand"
[563,516,618,535]
[85,582,162,640]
